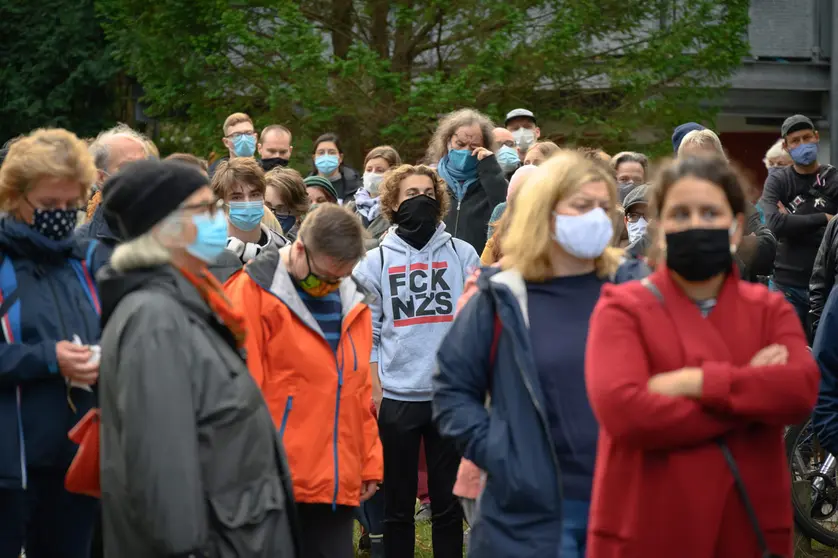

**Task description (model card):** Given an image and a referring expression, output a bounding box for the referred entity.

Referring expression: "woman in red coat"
[584,156,819,558]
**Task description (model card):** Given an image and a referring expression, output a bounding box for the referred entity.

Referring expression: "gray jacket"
[97,264,299,558]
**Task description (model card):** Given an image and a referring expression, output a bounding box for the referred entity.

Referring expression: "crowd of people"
[0,105,834,558]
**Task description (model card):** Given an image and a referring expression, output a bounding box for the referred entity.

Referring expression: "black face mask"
[665,228,733,282]
[394,195,439,250]
[261,157,289,172]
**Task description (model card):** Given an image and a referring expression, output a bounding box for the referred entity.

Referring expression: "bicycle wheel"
[786,418,838,547]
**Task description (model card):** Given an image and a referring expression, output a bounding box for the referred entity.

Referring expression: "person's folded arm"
[477,156,509,208]
[585,297,736,451]
[700,296,819,425]
[760,176,828,238]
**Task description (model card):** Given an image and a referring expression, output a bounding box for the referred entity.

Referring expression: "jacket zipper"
[332,341,344,510]
[279,396,293,438]
[507,315,564,504]
[454,199,462,238]
[15,387,26,490]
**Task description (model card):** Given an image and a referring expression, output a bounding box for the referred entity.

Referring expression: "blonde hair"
[678,129,725,159]
[223,112,253,136]
[261,207,282,233]
[426,108,496,163]
[503,152,622,281]
[526,141,561,161]
[0,128,96,212]
[111,229,171,272]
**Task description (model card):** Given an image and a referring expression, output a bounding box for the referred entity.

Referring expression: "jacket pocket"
[208,473,288,556]
[278,396,293,439]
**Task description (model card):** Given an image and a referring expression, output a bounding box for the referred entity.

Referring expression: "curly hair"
[378,164,451,224]
[426,108,496,163]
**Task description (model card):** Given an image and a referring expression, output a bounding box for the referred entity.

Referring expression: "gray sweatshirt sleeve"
[353,253,384,363]
[118,311,208,555]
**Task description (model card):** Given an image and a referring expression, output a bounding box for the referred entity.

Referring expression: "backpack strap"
[0,254,21,343]
[69,255,101,317]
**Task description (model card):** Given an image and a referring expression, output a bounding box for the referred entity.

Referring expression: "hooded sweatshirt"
[353,223,480,402]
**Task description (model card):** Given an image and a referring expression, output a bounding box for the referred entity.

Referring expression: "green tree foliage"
[0,1,121,143]
[97,0,750,164]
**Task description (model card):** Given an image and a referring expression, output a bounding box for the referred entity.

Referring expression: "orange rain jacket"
[225,248,383,507]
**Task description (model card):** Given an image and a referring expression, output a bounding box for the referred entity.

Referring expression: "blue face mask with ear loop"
[232,134,257,157]
[186,210,230,263]
[227,200,264,231]
[789,142,818,166]
[315,154,340,175]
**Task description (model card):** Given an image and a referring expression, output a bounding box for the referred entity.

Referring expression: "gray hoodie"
[353,224,480,402]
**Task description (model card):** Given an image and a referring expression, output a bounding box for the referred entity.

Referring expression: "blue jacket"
[75,204,121,262]
[0,217,104,488]
[433,262,646,558]
[812,285,838,454]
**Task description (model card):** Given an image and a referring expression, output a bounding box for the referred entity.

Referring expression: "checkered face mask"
[32,208,77,242]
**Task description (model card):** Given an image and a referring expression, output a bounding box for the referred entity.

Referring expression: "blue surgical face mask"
[789,142,818,166]
[315,154,340,175]
[228,200,264,231]
[187,210,229,263]
[553,207,613,259]
[626,216,648,244]
[232,134,257,157]
[447,149,478,173]
[767,166,784,175]
[496,145,521,174]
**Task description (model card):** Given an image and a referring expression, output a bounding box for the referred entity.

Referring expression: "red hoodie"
[584,268,818,558]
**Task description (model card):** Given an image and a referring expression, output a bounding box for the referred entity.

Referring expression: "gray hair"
[426,108,496,163]
[611,151,648,172]
[678,129,726,160]
[89,124,151,171]
[764,139,791,168]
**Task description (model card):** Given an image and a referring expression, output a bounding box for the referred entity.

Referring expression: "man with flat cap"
[760,114,838,331]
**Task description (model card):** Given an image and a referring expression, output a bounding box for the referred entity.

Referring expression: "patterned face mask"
[32,208,78,242]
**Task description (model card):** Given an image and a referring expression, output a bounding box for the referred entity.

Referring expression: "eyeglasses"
[626,211,646,223]
[226,131,257,140]
[180,198,224,216]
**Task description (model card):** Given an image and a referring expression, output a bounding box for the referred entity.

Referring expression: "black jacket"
[809,216,838,338]
[738,203,776,281]
[308,165,362,203]
[75,205,122,262]
[98,264,299,558]
[759,165,836,288]
[442,155,508,254]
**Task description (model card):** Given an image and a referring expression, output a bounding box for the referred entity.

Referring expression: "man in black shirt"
[760,114,837,328]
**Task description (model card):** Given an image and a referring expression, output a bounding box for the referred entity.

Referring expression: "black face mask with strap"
[394,195,439,250]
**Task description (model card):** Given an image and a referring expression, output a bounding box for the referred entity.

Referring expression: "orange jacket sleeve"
[224,273,269,390]
[701,297,819,425]
[585,298,736,451]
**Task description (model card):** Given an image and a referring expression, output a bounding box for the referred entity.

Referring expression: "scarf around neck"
[437,154,479,201]
[354,188,381,222]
